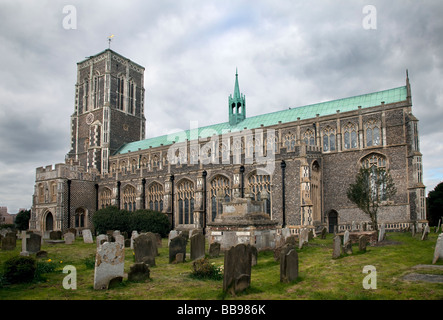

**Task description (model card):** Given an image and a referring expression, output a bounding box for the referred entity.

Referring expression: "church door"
[45,212,54,231]
[328,210,338,233]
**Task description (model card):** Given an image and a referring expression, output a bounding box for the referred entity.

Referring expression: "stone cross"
[20,231,31,256]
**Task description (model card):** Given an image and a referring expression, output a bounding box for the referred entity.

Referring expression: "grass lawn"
[0,231,442,300]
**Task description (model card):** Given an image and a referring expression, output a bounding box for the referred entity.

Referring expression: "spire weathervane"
[108,34,115,49]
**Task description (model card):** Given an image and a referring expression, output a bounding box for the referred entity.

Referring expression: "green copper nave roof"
[115,85,407,155]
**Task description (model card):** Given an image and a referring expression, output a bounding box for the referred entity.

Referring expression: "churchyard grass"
[0,232,442,300]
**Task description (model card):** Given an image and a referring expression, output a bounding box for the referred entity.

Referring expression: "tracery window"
[176,179,195,225]
[122,185,136,212]
[343,122,358,149]
[210,175,231,221]
[303,129,315,146]
[284,133,296,151]
[266,134,278,154]
[117,76,125,111]
[233,139,243,164]
[99,187,113,209]
[147,182,164,212]
[365,120,381,147]
[74,208,85,228]
[322,126,336,152]
[247,173,271,215]
[361,153,388,201]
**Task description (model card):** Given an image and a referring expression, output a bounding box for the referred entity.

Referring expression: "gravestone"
[27,233,42,254]
[209,242,221,258]
[155,233,162,248]
[64,232,75,245]
[332,235,341,259]
[82,229,93,244]
[20,231,31,256]
[1,232,16,251]
[251,245,258,266]
[133,233,157,266]
[96,234,108,247]
[49,231,62,240]
[94,241,125,290]
[411,224,416,237]
[169,235,187,263]
[175,252,185,263]
[358,235,368,252]
[130,231,139,249]
[190,232,205,261]
[343,230,350,245]
[299,228,308,249]
[320,227,327,239]
[223,243,252,295]
[114,234,125,247]
[436,219,441,233]
[128,262,150,282]
[432,234,443,264]
[168,230,180,246]
[421,225,430,241]
[378,224,385,242]
[343,240,353,255]
[280,248,299,283]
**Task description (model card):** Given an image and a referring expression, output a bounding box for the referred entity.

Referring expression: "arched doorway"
[45,211,54,231]
[328,210,338,233]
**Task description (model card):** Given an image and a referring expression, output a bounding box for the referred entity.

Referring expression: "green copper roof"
[115,85,407,155]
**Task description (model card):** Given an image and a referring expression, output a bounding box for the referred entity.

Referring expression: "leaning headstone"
[27,233,42,254]
[432,234,443,264]
[82,229,93,244]
[130,231,139,249]
[343,240,353,255]
[128,262,150,282]
[1,232,16,251]
[251,245,258,266]
[378,224,385,242]
[190,232,205,261]
[209,242,221,258]
[320,227,327,239]
[280,248,299,283]
[332,235,341,259]
[133,233,157,266]
[223,243,252,295]
[421,225,430,241]
[64,232,75,245]
[168,230,180,246]
[436,219,441,233]
[94,241,125,290]
[299,228,308,249]
[343,230,350,245]
[169,235,187,263]
[358,235,368,252]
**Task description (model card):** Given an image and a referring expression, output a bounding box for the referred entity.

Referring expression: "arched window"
[99,188,112,209]
[365,120,381,147]
[147,182,164,212]
[75,208,86,228]
[51,182,57,203]
[117,75,125,111]
[303,129,315,146]
[38,183,44,203]
[322,126,336,152]
[210,175,231,221]
[284,133,296,151]
[176,179,195,225]
[122,185,137,212]
[361,153,388,201]
[247,172,271,215]
[267,133,278,154]
[233,139,242,164]
[343,122,358,149]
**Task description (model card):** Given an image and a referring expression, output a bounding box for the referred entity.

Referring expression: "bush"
[3,256,37,284]
[92,206,131,234]
[190,258,223,280]
[130,209,170,237]
[34,259,58,281]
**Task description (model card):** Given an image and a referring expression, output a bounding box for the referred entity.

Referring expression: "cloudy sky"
[0,0,442,214]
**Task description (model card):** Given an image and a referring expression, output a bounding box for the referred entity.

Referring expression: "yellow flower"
[47,259,52,262]
[60,261,63,263]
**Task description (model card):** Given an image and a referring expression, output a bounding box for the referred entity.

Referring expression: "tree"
[347,167,397,231]
[427,182,443,226]
[15,209,31,230]
[130,209,170,237]
[92,206,131,234]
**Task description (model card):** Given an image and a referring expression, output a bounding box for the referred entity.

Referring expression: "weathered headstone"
[209,242,221,258]
[49,231,62,240]
[358,235,368,252]
[175,252,185,263]
[168,230,180,246]
[133,233,157,266]
[114,234,125,247]
[332,235,341,259]
[421,225,430,241]
[432,234,443,264]
[280,248,299,283]
[251,245,258,266]
[27,233,42,254]
[343,230,350,245]
[411,224,416,237]
[299,228,308,249]
[190,232,205,261]
[20,231,31,256]
[1,232,16,251]
[64,232,75,245]
[223,243,252,295]
[169,235,187,263]
[343,240,353,255]
[130,230,139,249]
[96,234,108,247]
[320,227,327,239]
[378,223,385,242]
[128,262,150,282]
[94,241,125,290]
[436,219,441,233]
[82,229,93,244]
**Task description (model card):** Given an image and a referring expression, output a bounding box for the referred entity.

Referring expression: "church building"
[30,49,427,237]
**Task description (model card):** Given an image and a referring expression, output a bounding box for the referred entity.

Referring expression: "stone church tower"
[66,49,146,173]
